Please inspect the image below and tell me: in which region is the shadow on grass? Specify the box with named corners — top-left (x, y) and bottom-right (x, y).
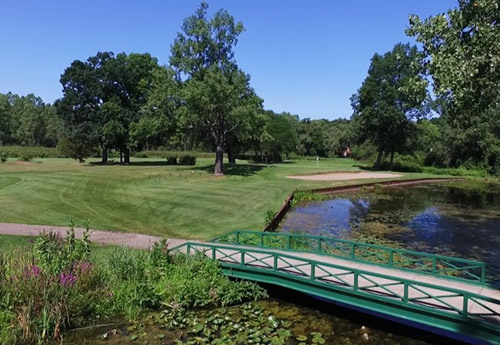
top-left (89, 160), bottom-right (172, 166)
top-left (192, 163), bottom-right (272, 176)
top-left (88, 160), bottom-right (280, 176)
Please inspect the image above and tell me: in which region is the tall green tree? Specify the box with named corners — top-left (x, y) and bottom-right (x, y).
top-left (58, 52), bottom-right (160, 162)
top-left (407, 0), bottom-right (500, 170)
top-left (258, 111), bottom-right (299, 162)
top-left (170, 2), bottom-right (251, 175)
top-left (351, 43), bottom-right (428, 168)
top-left (0, 93), bottom-right (13, 145)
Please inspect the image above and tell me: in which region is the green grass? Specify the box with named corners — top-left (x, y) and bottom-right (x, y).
top-left (0, 234), bottom-right (34, 251)
top-left (0, 157), bottom-right (442, 240)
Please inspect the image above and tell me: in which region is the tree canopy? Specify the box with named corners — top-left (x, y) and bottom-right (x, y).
top-left (351, 43), bottom-right (428, 168)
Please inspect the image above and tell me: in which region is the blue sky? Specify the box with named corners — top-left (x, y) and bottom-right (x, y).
top-left (0, 0), bottom-right (456, 119)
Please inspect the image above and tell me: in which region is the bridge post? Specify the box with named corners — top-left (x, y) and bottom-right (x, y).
top-left (286, 236), bottom-right (291, 250)
top-left (260, 232), bottom-right (264, 247)
top-left (462, 296), bottom-right (468, 317)
top-left (432, 257), bottom-right (437, 274)
top-left (353, 273), bottom-right (358, 291)
top-left (273, 254), bottom-right (278, 272)
top-left (235, 231), bottom-right (240, 244)
top-left (481, 264), bottom-right (486, 284)
top-left (389, 250), bottom-right (394, 266)
top-left (316, 239), bottom-right (322, 254)
top-left (403, 284), bottom-right (409, 303)
top-left (311, 262), bottom-right (316, 280)
top-left (240, 251), bottom-right (244, 266)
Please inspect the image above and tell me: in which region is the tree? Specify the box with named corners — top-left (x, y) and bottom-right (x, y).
top-left (351, 43), bottom-right (428, 169)
top-left (407, 0), bottom-right (500, 171)
top-left (170, 2), bottom-right (250, 175)
top-left (58, 52), bottom-right (114, 162)
top-left (328, 119), bottom-right (355, 157)
top-left (58, 52), bottom-right (160, 163)
top-left (258, 111), bottom-right (299, 162)
top-left (298, 119), bottom-right (329, 157)
top-left (132, 66), bottom-right (179, 151)
top-left (0, 93), bottom-right (13, 145)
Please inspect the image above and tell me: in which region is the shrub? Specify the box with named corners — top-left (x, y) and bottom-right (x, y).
top-left (178, 155), bottom-right (196, 165)
top-left (0, 152), bottom-right (7, 163)
top-left (264, 209), bottom-right (276, 226)
top-left (0, 146), bottom-right (59, 158)
top-left (134, 151), bottom-right (149, 158)
top-left (166, 155), bottom-right (178, 165)
top-left (18, 153), bottom-right (34, 162)
top-left (0, 224), bottom-right (111, 344)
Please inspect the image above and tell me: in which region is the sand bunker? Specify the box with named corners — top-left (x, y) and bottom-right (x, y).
top-left (286, 172), bottom-right (402, 181)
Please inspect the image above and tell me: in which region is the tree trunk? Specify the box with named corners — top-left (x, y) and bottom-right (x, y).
top-left (124, 148), bottom-right (130, 164)
top-left (375, 150), bottom-right (383, 170)
top-left (227, 145), bottom-right (236, 164)
top-left (214, 143), bottom-right (224, 175)
top-left (119, 150), bottom-right (123, 164)
top-left (389, 150), bottom-right (395, 170)
top-left (101, 146), bottom-right (108, 164)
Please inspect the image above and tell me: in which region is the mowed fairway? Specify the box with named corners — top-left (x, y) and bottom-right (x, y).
top-left (0, 158), bottom-right (429, 240)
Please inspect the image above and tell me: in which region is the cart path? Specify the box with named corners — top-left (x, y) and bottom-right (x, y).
top-left (0, 222), bottom-right (188, 249)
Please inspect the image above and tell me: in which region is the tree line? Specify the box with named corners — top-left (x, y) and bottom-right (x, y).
top-left (1, 0), bottom-right (499, 175)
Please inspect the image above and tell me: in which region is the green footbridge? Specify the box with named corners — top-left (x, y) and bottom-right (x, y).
top-left (171, 231), bottom-right (500, 345)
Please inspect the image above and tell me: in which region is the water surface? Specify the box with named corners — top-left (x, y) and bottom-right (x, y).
top-left (281, 181), bottom-right (500, 264)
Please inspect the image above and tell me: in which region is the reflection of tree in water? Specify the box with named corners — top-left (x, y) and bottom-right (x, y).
top-left (347, 198), bottom-right (370, 228)
top-left (347, 188), bottom-right (434, 232)
top-left (282, 182), bottom-right (500, 264)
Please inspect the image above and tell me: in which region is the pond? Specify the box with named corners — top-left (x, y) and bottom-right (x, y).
top-left (59, 290), bottom-right (457, 345)
top-left (281, 181), bottom-right (500, 264)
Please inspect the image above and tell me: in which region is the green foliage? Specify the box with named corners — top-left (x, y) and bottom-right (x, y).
top-left (0, 152), bottom-right (7, 163)
top-left (58, 51), bottom-right (162, 163)
top-left (407, 0), bottom-right (500, 173)
top-left (351, 43), bottom-right (428, 168)
top-left (18, 152), bottom-right (34, 162)
top-left (33, 220), bottom-right (91, 275)
top-left (170, 2), bottom-right (262, 175)
top-left (264, 209), bottom-right (276, 226)
top-left (292, 191), bottom-right (328, 204)
top-left (134, 151), bottom-right (149, 158)
top-left (0, 145), bottom-right (59, 158)
top-left (0, 229), bottom-right (111, 343)
top-left (178, 155), bottom-right (196, 165)
top-left (0, 93), bottom-right (62, 147)
top-left (165, 155), bottom-right (177, 164)
top-left (0, 229), bottom-right (267, 344)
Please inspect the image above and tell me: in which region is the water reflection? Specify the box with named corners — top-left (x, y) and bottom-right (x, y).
top-left (281, 182), bottom-right (500, 264)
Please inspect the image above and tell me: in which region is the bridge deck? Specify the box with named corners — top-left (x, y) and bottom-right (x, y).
top-left (176, 242), bottom-right (500, 327)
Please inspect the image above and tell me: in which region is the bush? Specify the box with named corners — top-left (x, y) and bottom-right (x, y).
top-left (0, 146), bottom-right (59, 158)
top-left (166, 155), bottom-right (178, 165)
top-left (0, 152), bottom-right (7, 163)
top-left (0, 224), bottom-right (111, 344)
top-left (18, 153), bottom-right (34, 162)
top-left (134, 151), bottom-right (149, 158)
top-left (178, 155), bottom-right (196, 165)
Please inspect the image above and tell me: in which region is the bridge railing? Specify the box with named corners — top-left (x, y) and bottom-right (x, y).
top-left (212, 230), bottom-right (500, 286)
top-left (170, 242), bottom-right (500, 331)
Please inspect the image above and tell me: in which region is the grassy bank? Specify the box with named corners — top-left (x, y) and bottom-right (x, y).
top-left (0, 157), bottom-right (441, 239)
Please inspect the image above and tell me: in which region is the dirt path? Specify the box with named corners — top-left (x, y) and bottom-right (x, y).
top-left (0, 223), bottom-right (188, 249)
top-left (286, 171), bottom-right (402, 181)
